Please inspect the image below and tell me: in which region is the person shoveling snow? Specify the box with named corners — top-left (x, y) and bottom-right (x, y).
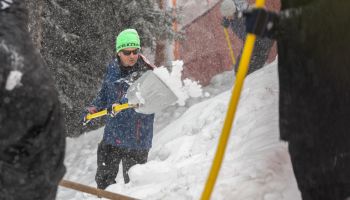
top-left (82, 29), bottom-right (178, 190)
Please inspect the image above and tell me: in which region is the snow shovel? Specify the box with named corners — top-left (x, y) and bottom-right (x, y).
top-left (83, 70), bottom-right (177, 123)
top-left (127, 70), bottom-right (178, 114)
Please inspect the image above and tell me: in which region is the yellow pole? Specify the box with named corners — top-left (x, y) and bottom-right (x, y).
top-left (223, 27), bottom-right (236, 66)
top-left (200, 0), bottom-right (265, 199)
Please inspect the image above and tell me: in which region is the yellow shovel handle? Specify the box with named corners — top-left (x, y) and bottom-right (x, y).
top-left (85, 103), bottom-right (136, 120)
top-left (223, 27), bottom-right (236, 65)
top-left (200, 1), bottom-right (265, 200)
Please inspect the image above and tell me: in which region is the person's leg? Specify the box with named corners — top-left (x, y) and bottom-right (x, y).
top-left (288, 142), bottom-right (314, 200)
top-left (288, 141), bottom-right (350, 200)
top-left (95, 142), bottom-right (122, 189)
top-left (332, 184), bottom-right (350, 200)
top-left (121, 149), bottom-right (149, 184)
top-left (333, 150), bottom-right (350, 200)
top-left (299, 184), bottom-right (350, 200)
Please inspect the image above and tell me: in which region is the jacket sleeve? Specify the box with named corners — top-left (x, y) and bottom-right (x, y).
top-left (230, 12), bottom-right (246, 40)
top-left (90, 65), bottom-right (110, 109)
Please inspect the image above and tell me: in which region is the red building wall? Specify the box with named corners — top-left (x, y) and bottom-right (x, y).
top-left (179, 0), bottom-right (280, 85)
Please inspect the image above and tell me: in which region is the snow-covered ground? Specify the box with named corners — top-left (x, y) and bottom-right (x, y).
top-left (56, 60), bottom-right (301, 200)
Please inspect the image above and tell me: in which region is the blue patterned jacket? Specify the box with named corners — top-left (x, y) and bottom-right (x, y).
top-left (91, 55), bottom-right (155, 150)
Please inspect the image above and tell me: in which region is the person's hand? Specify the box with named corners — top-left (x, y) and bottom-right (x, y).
top-left (243, 8), bottom-right (278, 38)
top-left (221, 17), bottom-right (232, 28)
top-left (120, 97), bottom-right (128, 104)
top-left (86, 106), bottom-right (98, 114)
top-left (107, 103), bottom-right (121, 117)
top-left (82, 106), bottom-right (98, 126)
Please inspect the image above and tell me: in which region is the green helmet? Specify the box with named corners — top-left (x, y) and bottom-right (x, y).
top-left (116, 29), bottom-right (141, 52)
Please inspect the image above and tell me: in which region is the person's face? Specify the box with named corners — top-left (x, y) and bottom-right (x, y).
top-left (117, 48), bottom-right (140, 67)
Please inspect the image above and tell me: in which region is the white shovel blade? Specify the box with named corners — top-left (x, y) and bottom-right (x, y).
top-left (127, 70), bottom-right (178, 114)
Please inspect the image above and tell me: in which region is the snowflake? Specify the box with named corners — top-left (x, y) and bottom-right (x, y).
top-left (0, 0), bottom-right (13, 10)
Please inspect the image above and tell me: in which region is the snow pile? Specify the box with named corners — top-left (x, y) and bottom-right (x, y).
top-left (57, 61), bottom-right (301, 200)
top-left (154, 60), bottom-right (203, 106)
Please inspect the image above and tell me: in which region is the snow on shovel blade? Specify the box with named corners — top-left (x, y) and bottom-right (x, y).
top-left (127, 70), bottom-right (178, 114)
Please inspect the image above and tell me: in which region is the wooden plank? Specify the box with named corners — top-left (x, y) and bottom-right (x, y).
top-left (59, 179), bottom-right (138, 200)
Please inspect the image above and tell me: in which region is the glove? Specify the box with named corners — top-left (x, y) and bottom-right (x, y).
top-left (120, 97), bottom-right (128, 104)
top-left (221, 17), bottom-right (232, 28)
top-left (107, 103), bottom-right (121, 117)
top-left (243, 8), bottom-right (279, 38)
top-left (87, 106), bottom-right (98, 114)
top-left (82, 106), bottom-right (98, 126)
